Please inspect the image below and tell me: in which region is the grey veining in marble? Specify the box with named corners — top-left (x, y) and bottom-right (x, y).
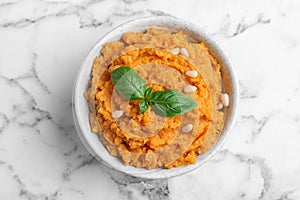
top-left (0, 0), bottom-right (300, 199)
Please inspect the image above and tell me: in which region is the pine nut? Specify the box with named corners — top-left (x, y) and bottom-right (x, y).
top-left (181, 124), bottom-right (193, 133)
top-left (112, 110), bottom-right (123, 119)
top-left (180, 47), bottom-right (189, 57)
top-left (217, 102), bottom-right (224, 110)
top-left (184, 85), bottom-right (197, 93)
top-left (171, 48), bottom-right (180, 55)
top-left (185, 70), bottom-right (198, 78)
top-left (220, 93), bottom-right (229, 107)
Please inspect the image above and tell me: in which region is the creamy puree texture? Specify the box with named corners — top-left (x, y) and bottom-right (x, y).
top-left (85, 28), bottom-right (224, 169)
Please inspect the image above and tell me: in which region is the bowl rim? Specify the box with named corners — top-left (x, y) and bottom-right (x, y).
top-left (72, 15), bottom-right (239, 179)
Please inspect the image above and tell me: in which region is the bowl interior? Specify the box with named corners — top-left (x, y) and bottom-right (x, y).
top-left (73, 16), bottom-right (238, 179)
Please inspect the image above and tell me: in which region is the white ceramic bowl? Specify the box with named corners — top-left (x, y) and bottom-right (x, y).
top-left (72, 16), bottom-right (238, 179)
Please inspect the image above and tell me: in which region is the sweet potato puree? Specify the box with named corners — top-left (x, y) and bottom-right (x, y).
top-left (85, 28), bottom-right (224, 169)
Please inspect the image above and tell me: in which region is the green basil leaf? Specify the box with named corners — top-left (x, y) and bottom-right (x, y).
top-left (139, 99), bottom-right (149, 114)
top-left (148, 90), bottom-right (197, 117)
top-left (111, 66), bottom-right (146, 100)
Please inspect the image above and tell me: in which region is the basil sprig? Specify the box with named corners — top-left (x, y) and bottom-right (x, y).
top-left (111, 66), bottom-right (197, 117)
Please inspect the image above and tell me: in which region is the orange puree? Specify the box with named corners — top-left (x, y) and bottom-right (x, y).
top-left (85, 28), bottom-right (224, 169)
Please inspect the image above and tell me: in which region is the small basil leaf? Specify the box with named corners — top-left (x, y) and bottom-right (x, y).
top-left (111, 66), bottom-right (146, 100)
top-left (148, 90), bottom-right (197, 117)
top-left (144, 87), bottom-right (153, 100)
top-left (139, 99), bottom-right (149, 114)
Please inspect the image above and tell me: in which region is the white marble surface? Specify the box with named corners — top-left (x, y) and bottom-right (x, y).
top-left (0, 0), bottom-right (300, 199)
